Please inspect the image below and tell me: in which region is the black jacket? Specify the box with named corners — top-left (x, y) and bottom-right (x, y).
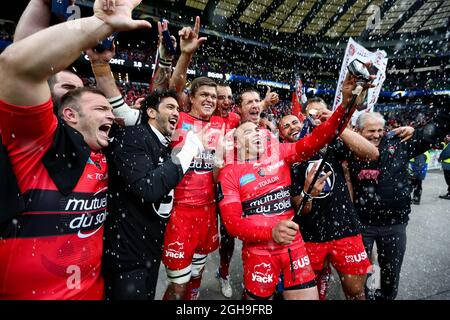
top-left (104, 123), bottom-right (184, 273)
top-left (348, 107), bottom-right (449, 226)
top-left (1, 118), bottom-right (91, 224)
top-left (291, 140), bottom-right (362, 242)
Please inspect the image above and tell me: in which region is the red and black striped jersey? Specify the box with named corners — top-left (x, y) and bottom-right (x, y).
top-left (218, 104), bottom-right (350, 255)
top-left (0, 99), bottom-right (106, 300)
top-left (171, 112), bottom-right (224, 207)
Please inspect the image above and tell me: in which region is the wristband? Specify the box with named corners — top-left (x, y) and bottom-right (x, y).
top-left (108, 95), bottom-right (125, 109)
top-left (158, 57), bottom-right (172, 68)
top-left (158, 47), bottom-right (174, 62)
top-left (301, 190), bottom-right (313, 201)
top-left (91, 62), bottom-right (112, 77)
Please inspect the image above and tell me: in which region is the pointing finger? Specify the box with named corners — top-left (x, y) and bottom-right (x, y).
top-left (194, 16), bottom-right (201, 35)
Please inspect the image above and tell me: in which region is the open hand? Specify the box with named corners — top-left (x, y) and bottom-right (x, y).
top-left (179, 16), bottom-right (207, 55)
top-left (94, 0), bottom-right (151, 32)
top-left (263, 86), bottom-right (279, 107)
top-left (391, 126), bottom-right (415, 142)
top-left (158, 19), bottom-right (177, 60)
top-left (303, 162), bottom-right (332, 197)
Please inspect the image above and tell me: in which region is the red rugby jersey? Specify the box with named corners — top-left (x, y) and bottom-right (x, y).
top-left (171, 112), bottom-right (224, 207)
top-left (0, 99), bottom-right (106, 300)
top-left (223, 111), bottom-right (240, 130)
top-left (218, 104), bottom-right (349, 254)
top-left (218, 143), bottom-right (301, 255)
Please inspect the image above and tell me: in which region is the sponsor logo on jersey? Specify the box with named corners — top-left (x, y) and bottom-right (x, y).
top-left (87, 173), bottom-right (108, 181)
top-left (165, 241), bottom-right (185, 259)
top-left (152, 189), bottom-right (174, 219)
top-left (190, 151), bottom-right (214, 174)
top-left (87, 157), bottom-right (102, 170)
top-left (182, 122), bottom-right (194, 131)
top-left (257, 176), bottom-right (280, 188)
top-left (292, 256), bottom-right (310, 269)
top-left (305, 160), bottom-right (335, 197)
top-left (252, 263), bottom-right (273, 284)
top-left (69, 212), bottom-right (106, 238)
top-left (65, 195), bottom-right (107, 212)
top-left (66, 187), bottom-right (108, 239)
top-left (266, 160), bottom-right (285, 173)
top-left (345, 251), bottom-right (368, 263)
top-left (240, 173), bottom-right (257, 186)
top-left (357, 169), bottom-right (380, 182)
top-left (242, 187), bottom-right (291, 216)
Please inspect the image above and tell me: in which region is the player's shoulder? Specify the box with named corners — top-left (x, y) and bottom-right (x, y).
top-left (210, 115), bottom-right (225, 125)
top-left (229, 112), bottom-right (241, 121)
top-left (218, 161), bottom-right (243, 181)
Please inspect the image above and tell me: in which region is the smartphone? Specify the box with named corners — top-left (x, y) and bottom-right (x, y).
top-left (160, 19), bottom-right (176, 56)
top-left (386, 131), bottom-right (396, 139)
top-left (94, 33), bottom-right (118, 53)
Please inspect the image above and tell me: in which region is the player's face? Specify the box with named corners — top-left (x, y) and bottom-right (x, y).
top-left (306, 102), bottom-right (328, 126)
top-left (359, 118), bottom-right (384, 147)
top-left (152, 97), bottom-right (179, 137)
top-left (190, 85), bottom-right (217, 120)
top-left (236, 122), bottom-right (265, 159)
top-left (75, 92), bottom-right (115, 151)
top-left (239, 91), bottom-right (261, 124)
top-left (279, 115), bottom-right (303, 142)
top-left (52, 71), bottom-right (84, 103)
top-left (216, 86), bottom-right (233, 118)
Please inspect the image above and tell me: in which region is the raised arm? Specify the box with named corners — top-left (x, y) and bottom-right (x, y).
top-left (13, 0), bottom-right (75, 42)
top-left (291, 72), bottom-right (373, 163)
top-left (86, 45), bottom-right (141, 126)
top-left (0, 0), bottom-right (151, 106)
top-left (340, 128), bottom-right (379, 161)
top-left (169, 16), bottom-right (206, 108)
top-left (260, 86), bottom-right (279, 111)
top-left (151, 20), bottom-right (176, 91)
top-left (87, 46), bottom-right (120, 98)
top-left (406, 107), bottom-right (450, 158)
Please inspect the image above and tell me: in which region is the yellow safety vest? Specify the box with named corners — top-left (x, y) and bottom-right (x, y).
top-left (410, 150), bottom-right (431, 164)
top-left (443, 143), bottom-right (450, 164)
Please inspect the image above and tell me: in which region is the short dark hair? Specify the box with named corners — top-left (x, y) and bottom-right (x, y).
top-left (140, 88), bottom-right (179, 123)
top-left (306, 97), bottom-right (330, 110)
top-left (189, 77), bottom-right (217, 96)
top-left (48, 70), bottom-right (79, 91)
top-left (236, 87), bottom-right (260, 107)
top-left (215, 80), bottom-right (231, 88)
top-left (58, 87), bottom-right (106, 116)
